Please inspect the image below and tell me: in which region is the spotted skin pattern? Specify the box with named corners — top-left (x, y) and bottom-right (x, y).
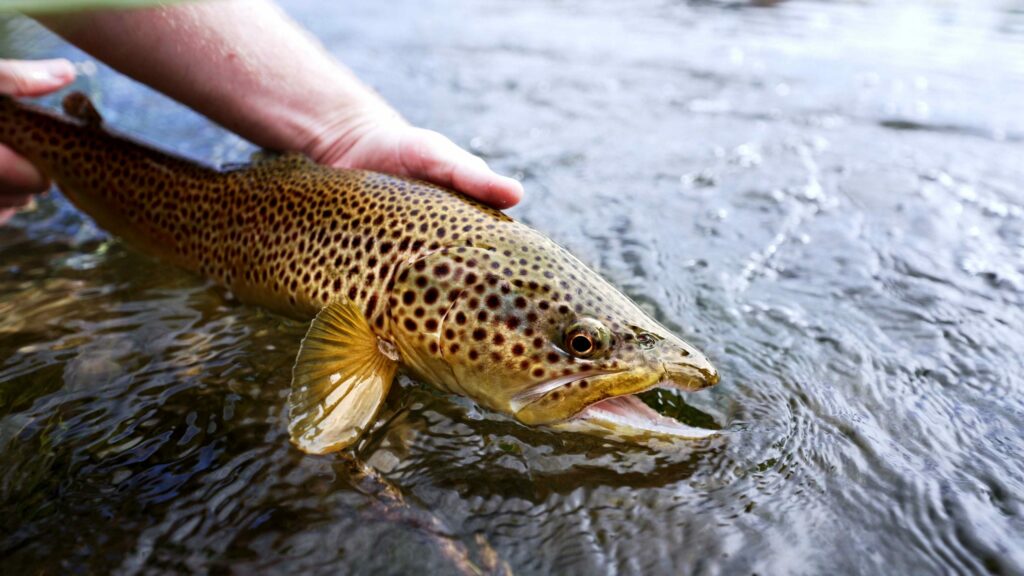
top-left (0, 94), bottom-right (718, 432)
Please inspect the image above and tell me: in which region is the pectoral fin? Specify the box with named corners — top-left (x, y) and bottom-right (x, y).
top-left (288, 299), bottom-right (399, 454)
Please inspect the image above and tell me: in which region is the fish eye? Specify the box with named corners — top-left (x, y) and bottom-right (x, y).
top-left (564, 318), bottom-right (611, 358)
top-left (570, 334), bottom-right (594, 355)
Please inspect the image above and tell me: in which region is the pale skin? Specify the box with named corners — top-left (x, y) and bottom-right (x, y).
top-left (0, 0), bottom-right (523, 223)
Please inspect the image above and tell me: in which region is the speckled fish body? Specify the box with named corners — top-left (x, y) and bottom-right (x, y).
top-left (0, 94), bottom-right (720, 453)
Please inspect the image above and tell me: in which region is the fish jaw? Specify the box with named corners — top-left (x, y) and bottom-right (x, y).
top-left (553, 393), bottom-right (719, 440)
top-left (511, 366), bottom-right (663, 426)
top-left (512, 357), bottom-right (721, 441)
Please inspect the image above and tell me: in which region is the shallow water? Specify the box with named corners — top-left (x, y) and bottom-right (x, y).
top-left (2, 0), bottom-right (1023, 574)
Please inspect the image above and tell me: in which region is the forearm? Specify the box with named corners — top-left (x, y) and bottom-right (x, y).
top-left (25, 0), bottom-right (523, 208)
top-left (37, 0), bottom-right (400, 157)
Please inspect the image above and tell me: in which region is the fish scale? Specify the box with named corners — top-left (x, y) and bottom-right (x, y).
top-left (0, 92), bottom-right (720, 453)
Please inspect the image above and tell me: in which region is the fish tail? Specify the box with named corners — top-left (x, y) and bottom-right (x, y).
top-left (0, 93), bottom-right (224, 268)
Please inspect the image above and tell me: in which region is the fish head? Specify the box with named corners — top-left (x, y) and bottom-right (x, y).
top-left (503, 292), bottom-right (720, 441)
top-left (393, 232), bottom-right (720, 443)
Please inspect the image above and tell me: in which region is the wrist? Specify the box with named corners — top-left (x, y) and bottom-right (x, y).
top-left (231, 58), bottom-right (407, 168)
top-left (294, 95), bottom-right (406, 168)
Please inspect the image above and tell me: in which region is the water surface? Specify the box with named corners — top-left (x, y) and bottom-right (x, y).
top-left (2, 0), bottom-right (1023, 574)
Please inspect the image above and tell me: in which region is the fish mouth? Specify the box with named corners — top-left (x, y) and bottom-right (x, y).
top-left (564, 374), bottom-right (720, 440)
top-left (516, 365), bottom-right (721, 441)
top-left (570, 393), bottom-right (718, 439)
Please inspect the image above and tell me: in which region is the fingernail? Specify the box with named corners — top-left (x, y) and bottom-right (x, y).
top-left (28, 59), bottom-right (76, 84)
top-left (495, 176), bottom-right (524, 208)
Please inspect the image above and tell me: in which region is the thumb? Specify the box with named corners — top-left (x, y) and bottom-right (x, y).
top-left (398, 128), bottom-right (524, 209)
top-left (0, 59), bottom-right (76, 97)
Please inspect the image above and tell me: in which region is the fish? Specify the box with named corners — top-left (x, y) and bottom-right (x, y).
top-left (0, 92), bottom-right (720, 454)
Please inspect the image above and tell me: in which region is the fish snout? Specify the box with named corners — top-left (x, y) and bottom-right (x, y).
top-left (662, 345), bottom-right (719, 391)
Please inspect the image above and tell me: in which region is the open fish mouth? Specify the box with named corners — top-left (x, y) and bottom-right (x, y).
top-left (565, 382), bottom-right (720, 440)
top-left (515, 368), bottom-right (721, 441)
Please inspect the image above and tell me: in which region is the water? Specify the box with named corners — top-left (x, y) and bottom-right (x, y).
top-left (2, 0), bottom-right (1023, 574)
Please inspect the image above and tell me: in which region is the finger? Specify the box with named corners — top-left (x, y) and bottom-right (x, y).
top-left (0, 208), bottom-right (15, 225)
top-left (0, 58), bottom-right (76, 97)
top-left (0, 144), bottom-right (50, 195)
top-left (450, 160), bottom-right (524, 209)
top-left (0, 193), bottom-right (32, 210)
top-left (399, 129), bottom-right (523, 209)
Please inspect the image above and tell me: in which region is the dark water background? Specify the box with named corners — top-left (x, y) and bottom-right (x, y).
top-left (2, 0), bottom-right (1024, 574)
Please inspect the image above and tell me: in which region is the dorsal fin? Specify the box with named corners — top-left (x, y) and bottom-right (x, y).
top-left (61, 92), bottom-right (103, 127)
top-left (248, 149), bottom-right (281, 165)
top-left (259, 151), bottom-right (317, 170)
top-left (220, 152), bottom-right (317, 173)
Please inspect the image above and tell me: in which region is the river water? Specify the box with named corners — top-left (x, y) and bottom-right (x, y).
top-left (2, 0), bottom-right (1023, 574)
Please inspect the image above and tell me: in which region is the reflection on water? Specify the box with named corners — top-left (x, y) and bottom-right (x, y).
top-left (2, 0), bottom-right (1024, 574)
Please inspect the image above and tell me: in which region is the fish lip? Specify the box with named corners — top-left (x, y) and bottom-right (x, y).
top-left (564, 369), bottom-right (720, 439)
top-left (568, 377), bottom-right (691, 420)
top-left (569, 392), bottom-right (720, 439)
top-left (513, 361), bottom-right (712, 418)
top-left (513, 354), bottom-right (721, 435)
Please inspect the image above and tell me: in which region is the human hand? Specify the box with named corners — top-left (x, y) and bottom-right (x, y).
top-left (0, 58), bottom-right (77, 224)
top-left (38, 2), bottom-right (521, 210)
top-left (305, 111), bottom-right (524, 210)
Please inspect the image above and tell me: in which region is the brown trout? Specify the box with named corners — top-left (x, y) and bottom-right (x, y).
top-left (0, 93), bottom-right (720, 453)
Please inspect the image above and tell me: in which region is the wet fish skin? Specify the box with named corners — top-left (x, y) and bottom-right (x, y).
top-left (0, 93), bottom-right (719, 453)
